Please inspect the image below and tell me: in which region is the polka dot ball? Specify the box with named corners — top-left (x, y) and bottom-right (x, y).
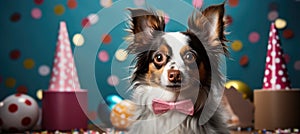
top-left (110, 100), bottom-right (136, 129)
top-left (0, 94), bottom-right (39, 132)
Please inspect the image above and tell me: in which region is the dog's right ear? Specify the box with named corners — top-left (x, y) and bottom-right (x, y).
top-left (126, 8), bottom-right (165, 53)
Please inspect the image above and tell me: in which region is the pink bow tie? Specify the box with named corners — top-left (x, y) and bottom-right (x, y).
top-left (152, 99), bottom-right (194, 115)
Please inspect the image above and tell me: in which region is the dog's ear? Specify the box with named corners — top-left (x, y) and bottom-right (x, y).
top-left (188, 3), bottom-right (228, 55)
top-left (126, 8), bottom-right (165, 54)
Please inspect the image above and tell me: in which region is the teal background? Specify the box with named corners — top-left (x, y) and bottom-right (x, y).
top-left (0, 0), bottom-right (300, 124)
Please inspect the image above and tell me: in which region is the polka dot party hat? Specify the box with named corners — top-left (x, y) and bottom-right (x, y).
top-left (262, 23), bottom-right (291, 90)
top-left (48, 21), bottom-right (81, 91)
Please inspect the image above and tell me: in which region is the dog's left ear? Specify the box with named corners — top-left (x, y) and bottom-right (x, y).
top-left (188, 3), bottom-right (228, 54)
top-left (125, 8), bottom-right (165, 54)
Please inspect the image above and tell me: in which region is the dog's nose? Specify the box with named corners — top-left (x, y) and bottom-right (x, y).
top-left (168, 69), bottom-right (181, 83)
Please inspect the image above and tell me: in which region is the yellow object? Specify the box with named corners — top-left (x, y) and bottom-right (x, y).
top-left (54, 4), bottom-right (65, 16)
top-left (24, 58), bottom-right (35, 69)
top-left (231, 40), bottom-right (243, 52)
top-left (275, 18), bottom-right (287, 29)
top-left (36, 89), bottom-right (43, 100)
top-left (5, 77), bottom-right (16, 88)
top-left (115, 49), bottom-right (128, 61)
top-left (110, 100), bottom-right (136, 129)
top-left (72, 33), bottom-right (85, 46)
top-left (225, 80), bottom-right (252, 100)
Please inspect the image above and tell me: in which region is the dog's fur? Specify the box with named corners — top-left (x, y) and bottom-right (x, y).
top-left (125, 3), bottom-right (230, 134)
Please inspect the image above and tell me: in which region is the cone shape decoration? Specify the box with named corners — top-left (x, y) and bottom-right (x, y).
top-left (262, 23), bottom-right (291, 90)
top-left (48, 21), bottom-right (81, 91)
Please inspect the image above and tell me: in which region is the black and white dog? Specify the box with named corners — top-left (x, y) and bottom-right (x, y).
top-left (125, 3), bottom-right (230, 134)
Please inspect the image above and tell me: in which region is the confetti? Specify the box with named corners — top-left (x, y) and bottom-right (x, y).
top-left (88, 111), bottom-right (97, 120)
top-left (72, 33), bottom-right (85, 46)
top-left (102, 34), bottom-right (112, 44)
top-left (225, 15), bottom-right (233, 25)
top-left (192, 0), bottom-right (203, 8)
top-left (115, 49), bottom-right (128, 62)
top-left (34, 0), bottom-right (44, 5)
top-left (81, 18), bottom-right (91, 28)
top-left (231, 40), bottom-right (243, 51)
top-left (294, 61), bottom-right (300, 70)
top-left (164, 12), bottom-right (170, 24)
top-left (54, 4), bottom-right (65, 16)
top-left (269, 2), bottom-right (278, 11)
top-left (67, 0), bottom-right (77, 9)
top-left (36, 89), bottom-right (43, 100)
top-left (248, 32), bottom-right (260, 43)
top-left (107, 75), bottom-right (119, 86)
top-left (10, 12), bottom-right (21, 22)
top-left (31, 8), bottom-right (42, 19)
top-left (283, 29), bottom-right (294, 39)
top-left (23, 59), bottom-right (35, 69)
top-left (283, 54), bottom-right (290, 63)
top-left (10, 49), bottom-right (21, 60)
top-left (38, 65), bottom-right (50, 76)
top-left (239, 55), bottom-right (249, 67)
top-left (275, 18), bottom-right (287, 29)
top-left (228, 0), bottom-right (239, 7)
top-left (98, 50), bottom-right (109, 62)
top-left (134, 0), bottom-right (145, 7)
top-left (268, 10), bottom-right (278, 21)
top-left (87, 13), bottom-right (99, 25)
top-left (100, 0), bottom-right (112, 8)
top-left (17, 85), bottom-right (28, 94)
top-left (5, 77), bottom-right (16, 88)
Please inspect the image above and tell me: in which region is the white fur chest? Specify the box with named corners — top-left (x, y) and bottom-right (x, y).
top-left (128, 85), bottom-right (202, 134)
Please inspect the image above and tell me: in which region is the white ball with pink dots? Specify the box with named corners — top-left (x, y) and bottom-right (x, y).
top-left (0, 93), bottom-right (39, 132)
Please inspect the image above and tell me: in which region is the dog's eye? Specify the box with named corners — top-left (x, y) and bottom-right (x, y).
top-left (153, 52), bottom-right (167, 66)
top-left (184, 51), bottom-right (196, 63)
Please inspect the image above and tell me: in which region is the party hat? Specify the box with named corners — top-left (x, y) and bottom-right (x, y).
top-left (262, 23), bottom-right (291, 90)
top-left (48, 21), bottom-right (81, 91)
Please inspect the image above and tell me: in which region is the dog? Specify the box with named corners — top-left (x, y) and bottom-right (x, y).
top-left (125, 2), bottom-right (230, 134)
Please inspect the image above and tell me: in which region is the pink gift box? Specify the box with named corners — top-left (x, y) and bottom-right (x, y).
top-left (42, 90), bottom-right (88, 131)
